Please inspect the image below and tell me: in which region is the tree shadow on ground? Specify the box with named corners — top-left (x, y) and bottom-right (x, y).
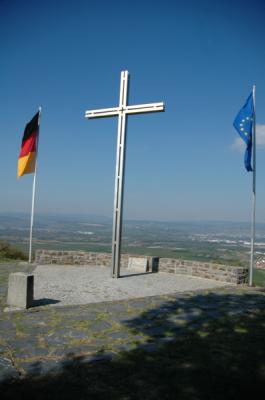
top-left (1, 290), bottom-right (265, 399)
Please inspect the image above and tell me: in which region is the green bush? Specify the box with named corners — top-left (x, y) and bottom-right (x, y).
top-left (0, 241), bottom-right (27, 260)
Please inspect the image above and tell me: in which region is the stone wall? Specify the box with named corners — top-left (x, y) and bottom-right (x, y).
top-left (159, 258), bottom-right (248, 284)
top-left (35, 250), bottom-right (248, 284)
top-left (35, 250), bottom-right (156, 271)
top-left (35, 250), bottom-right (111, 266)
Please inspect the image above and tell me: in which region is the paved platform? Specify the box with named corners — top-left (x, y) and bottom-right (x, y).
top-left (33, 264), bottom-right (229, 306)
top-left (1, 263), bottom-right (265, 399)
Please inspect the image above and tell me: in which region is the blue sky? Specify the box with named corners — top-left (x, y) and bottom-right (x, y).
top-left (0, 0), bottom-right (265, 222)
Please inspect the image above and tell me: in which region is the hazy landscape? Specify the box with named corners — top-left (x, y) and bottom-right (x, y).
top-left (1, 213), bottom-right (265, 267)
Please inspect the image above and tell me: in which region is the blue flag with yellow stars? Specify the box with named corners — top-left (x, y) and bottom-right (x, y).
top-left (233, 93), bottom-right (254, 172)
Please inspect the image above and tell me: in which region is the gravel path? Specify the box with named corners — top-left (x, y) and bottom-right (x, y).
top-left (33, 265), bottom-right (229, 306)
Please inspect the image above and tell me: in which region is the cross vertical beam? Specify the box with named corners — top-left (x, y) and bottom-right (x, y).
top-left (85, 71), bottom-right (164, 278)
top-left (112, 71), bottom-right (129, 278)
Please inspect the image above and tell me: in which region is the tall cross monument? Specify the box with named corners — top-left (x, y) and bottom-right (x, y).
top-left (85, 71), bottom-right (165, 278)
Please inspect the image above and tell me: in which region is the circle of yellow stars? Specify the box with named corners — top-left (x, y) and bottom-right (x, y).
top-left (239, 116), bottom-right (253, 137)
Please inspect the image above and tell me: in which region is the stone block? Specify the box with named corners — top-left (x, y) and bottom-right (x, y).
top-left (149, 257), bottom-right (159, 272)
top-left (128, 257), bottom-right (148, 272)
top-left (7, 273), bottom-right (34, 309)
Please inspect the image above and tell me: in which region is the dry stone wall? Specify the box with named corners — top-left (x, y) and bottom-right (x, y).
top-left (35, 250), bottom-right (156, 271)
top-left (159, 258), bottom-right (248, 284)
top-left (35, 250), bottom-right (248, 284)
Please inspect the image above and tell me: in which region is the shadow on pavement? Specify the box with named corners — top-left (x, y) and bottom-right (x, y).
top-left (1, 290), bottom-right (265, 399)
top-left (120, 271), bottom-right (155, 278)
top-left (32, 298), bottom-right (60, 307)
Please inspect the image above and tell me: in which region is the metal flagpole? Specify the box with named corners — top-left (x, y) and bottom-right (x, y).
top-left (249, 85), bottom-right (256, 286)
top-left (29, 166), bottom-right (37, 263)
top-left (28, 106), bottom-right (41, 264)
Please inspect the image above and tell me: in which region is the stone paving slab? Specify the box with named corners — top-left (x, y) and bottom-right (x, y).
top-left (0, 283), bottom-right (265, 383)
top-left (1, 263), bottom-right (265, 390)
top-left (33, 264), bottom-right (229, 306)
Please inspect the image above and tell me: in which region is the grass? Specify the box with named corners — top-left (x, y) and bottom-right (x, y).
top-left (0, 240), bottom-right (27, 262)
top-left (253, 268), bottom-right (265, 287)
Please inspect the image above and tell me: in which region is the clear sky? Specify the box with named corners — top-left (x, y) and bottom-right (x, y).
top-left (0, 0), bottom-right (265, 222)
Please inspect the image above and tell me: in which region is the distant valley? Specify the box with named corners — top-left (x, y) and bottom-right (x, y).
top-left (1, 213), bottom-right (265, 267)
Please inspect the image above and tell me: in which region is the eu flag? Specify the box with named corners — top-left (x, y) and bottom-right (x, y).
top-left (233, 93), bottom-right (254, 172)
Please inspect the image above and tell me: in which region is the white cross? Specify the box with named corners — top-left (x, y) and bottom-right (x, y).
top-left (85, 71), bottom-right (165, 278)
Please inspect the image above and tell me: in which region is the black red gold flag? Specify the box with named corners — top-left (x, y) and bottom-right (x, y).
top-left (17, 112), bottom-right (40, 178)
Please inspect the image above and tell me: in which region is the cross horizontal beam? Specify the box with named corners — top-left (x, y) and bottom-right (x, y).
top-left (85, 107), bottom-right (120, 119)
top-left (85, 102), bottom-right (165, 119)
top-left (125, 102), bottom-right (164, 115)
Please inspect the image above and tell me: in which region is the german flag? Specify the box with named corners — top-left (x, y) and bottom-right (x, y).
top-left (17, 111), bottom-right (40, 178)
